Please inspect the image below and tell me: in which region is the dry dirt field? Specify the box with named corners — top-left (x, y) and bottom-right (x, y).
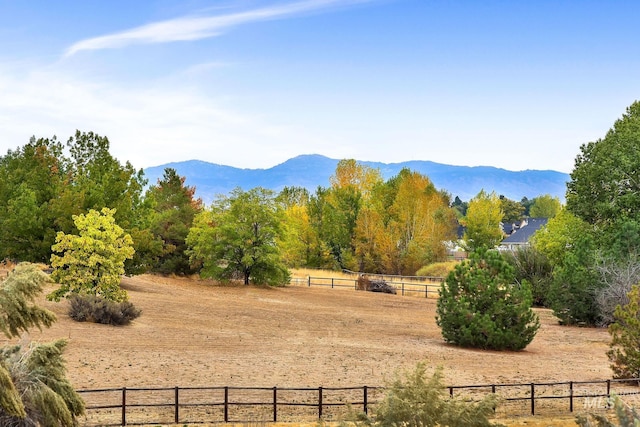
top-left (0, 272), bottom-right (625, 426)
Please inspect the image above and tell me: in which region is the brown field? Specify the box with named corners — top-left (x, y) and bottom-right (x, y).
top-left (0, 269), bottom-right (629, 426)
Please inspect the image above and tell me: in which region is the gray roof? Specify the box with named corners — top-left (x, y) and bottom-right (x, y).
top-left (501, 218), bottom-right (549, 245)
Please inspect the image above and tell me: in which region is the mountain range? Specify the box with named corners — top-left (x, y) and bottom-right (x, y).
top-left (143, 154), bottom-right (570, 204)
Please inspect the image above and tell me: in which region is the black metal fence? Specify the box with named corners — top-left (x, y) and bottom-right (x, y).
top-left (77, 378), bottom-right (640, 426)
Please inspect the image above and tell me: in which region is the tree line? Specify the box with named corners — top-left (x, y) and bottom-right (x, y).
top-left (0, 134), bottom-right (558, 284)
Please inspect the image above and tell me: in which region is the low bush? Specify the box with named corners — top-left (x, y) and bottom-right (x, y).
top-left (68, 294), bottom-right (141, 325)
top-left (353, 362), bottom-right (502, 427)
top-left (416, 261), bottom-right (459, 278)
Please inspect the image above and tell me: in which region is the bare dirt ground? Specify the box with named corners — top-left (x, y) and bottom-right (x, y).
top-left (0, 273), bottom-right (621, 426)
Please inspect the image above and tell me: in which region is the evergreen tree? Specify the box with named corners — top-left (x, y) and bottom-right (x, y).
top-left (436, 248), bottom-right (540, 351)
top-left (0, 263), bottom-right (84, 425)
top-left (608, 285), bottom-right (640, 379)
top-left (145, 168), bottom-right (202, 275)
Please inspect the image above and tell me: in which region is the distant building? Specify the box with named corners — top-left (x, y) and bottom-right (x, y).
top-left (499, 218), bottom-right (549, 251)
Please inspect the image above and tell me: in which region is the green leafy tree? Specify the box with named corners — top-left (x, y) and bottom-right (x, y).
top-left (567, 101), bottom-right (640, 228)
top-left (49, 208), bottom-right (135, 302)
top-left (145, 168), bottom-right (202, 275)
top-left (463, 190), bottom-right (504, 251)
top-left (436, 248), bottom-right (540, 351)
top-left (499, 195), bottom-right (525, 224)
top-left (529, 194), bottom-right (562, 218)
top-left (607, 284), bottom-right (640, 379)
top-left (356, 362), bottom-right (501, 427)
top-left (532, 208), bottom-right (593, 267)
top-left (451, 196), bottom-right (468, 218)
top-left (0, 263), bottom-right (84, 426)
top-left (187, 187), bottom-right (290, 286)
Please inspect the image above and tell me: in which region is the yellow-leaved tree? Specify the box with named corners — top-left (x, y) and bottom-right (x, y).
top-left (463, 190), bottom-right (504, 251)
top-left (49, 207), bottom-right (135, 302)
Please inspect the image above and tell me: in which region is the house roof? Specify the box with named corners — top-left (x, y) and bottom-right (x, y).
top-left (501, 218), bottom-right (549, 245)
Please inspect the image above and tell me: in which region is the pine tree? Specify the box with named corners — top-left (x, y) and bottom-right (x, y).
top-left (436, 248), bottom-right (540, 351)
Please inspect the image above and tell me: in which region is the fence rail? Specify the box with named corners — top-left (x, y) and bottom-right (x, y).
top-left (77, 378), bottom-right (640, 426)
top-left (291, 275), bottom-right (444, 298)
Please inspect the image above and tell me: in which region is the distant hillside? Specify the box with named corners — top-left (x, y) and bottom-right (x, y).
top-left (143, 154), bottom-right (569, 204)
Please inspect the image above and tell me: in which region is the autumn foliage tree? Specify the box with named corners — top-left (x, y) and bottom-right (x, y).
top-left (374, 169), bottom-right (456, 275)
top-left (463, 190), bottom-right (504, 251)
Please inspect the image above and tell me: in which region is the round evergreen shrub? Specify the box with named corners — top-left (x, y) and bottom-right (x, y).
top-left (436, 248), bottom-right (540, 351)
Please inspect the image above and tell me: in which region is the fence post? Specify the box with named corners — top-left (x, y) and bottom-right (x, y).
top-left (174, 386), bottom-right (179, 424)
top-left (530, 383), bottom-right (535, 415)
top-left (273, 386), bottom-right (277, 422)
top-left (425, 284), bottom-right (428, 298)
top-left (569, 381), bottom-right (573, 412)
top-left (331, 278), bottom-right (334, 288)
top-left (318, 387), bottom-right (323, 419)
top-left (449, 386), bottom-right (453, 398)
top-left (121, 387), bottom-right (127, 426)
top-left (607, 380), bottom-right (611, 400)
top-left (308, 276), bottom-right (311, 287)
top-left (401, 283), bottom-right (405, 296)
top-left (363, 386), bottom-right (368, 414)
top-left (224, 386), bottom-right (229, 422)
top-left (492, 385), bottom-right (496, 413)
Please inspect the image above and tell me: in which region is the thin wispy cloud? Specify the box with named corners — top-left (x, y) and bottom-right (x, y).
top-left (64, 0), bottom-right (370, 57)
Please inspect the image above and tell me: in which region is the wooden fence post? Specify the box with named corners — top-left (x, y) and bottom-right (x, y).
top-left (569, 381), bottom-right (573, 412)
top-left (174, 386), bottom-right (179, 424)
top-left (121, 387), bottom-right (127, 426)
top-left (318, 387), bottom-right (323, 419)
top-left (491, 385), bottom-right (496, 413)
top-left (273, 387), bottom-right (277, 422)
top-left (363, 386), bottom-right (368, 414)
top-left (224, 386), bottom-right (229, 422)
top-left (530, 383), bottom-right (535, 415)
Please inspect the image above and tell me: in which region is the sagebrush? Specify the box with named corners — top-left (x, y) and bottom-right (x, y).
top-left (68, 294), bottom-right (141, 325)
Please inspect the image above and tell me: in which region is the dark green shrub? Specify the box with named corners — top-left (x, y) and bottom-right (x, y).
top-left (548, 243), bottom-right (600, 326)
top-left (68, 294), bottom-right (141, 325)
top-left (436, 248), bottom-right (540, 351)
top-left (607, 285), bottom-right (640, 379)
top-left (503, 246), bottom-right (553, 307)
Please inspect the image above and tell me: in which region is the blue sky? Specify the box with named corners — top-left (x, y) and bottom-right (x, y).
top-left (0, 0), bottom-right (638, 173)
